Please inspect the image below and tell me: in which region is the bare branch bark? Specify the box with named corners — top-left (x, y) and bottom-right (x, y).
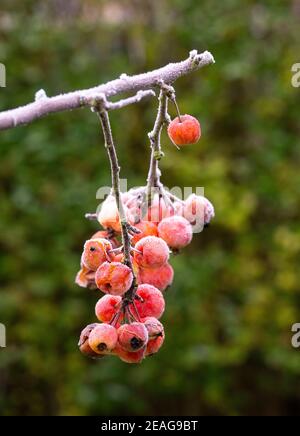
top-left (0, 50), bottom-right (214, 131)
top-left (85, 89), bottom-right (156, 111)
top-left (106, 90), bottom-right (156, 110)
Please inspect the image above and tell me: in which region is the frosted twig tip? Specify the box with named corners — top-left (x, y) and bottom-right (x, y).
top-left (35, 89), bottom-right (48, 101)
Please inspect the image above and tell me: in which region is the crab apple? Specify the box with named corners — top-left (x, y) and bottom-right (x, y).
top-left (137, 263), bottom-right (174, 291)
top-left (75, 265), bottom-right (96, 289)
top-left (118, 322), bottom-right (149, 352)
top-left (113, 253), bottom-right (123, 263)
top-left (113, 253), bottom-right (139, 276)
top-left (142, 317), bottom-right (164, 339)
top-left (121, 191), bottom-right (134, 205)
top-left (114, 343), bottom-right (146, 364)
top-left (167, 114), bottom-right (201, 146)
top-left (88, 323), bottom-right (118, 354)
top-left (146, 332), bottom-right (165, 356)
top-left (158, 216), bottom-right (193, 250)
top-left (134, 236), bottom-right (169, 269)
top-left (135, 284), bottom-right (165, 319)
top-left (81, 238), bottom-right (112, 271)
top-left (97, 195), bottom-right (119, 231)
top-left (184, 194), bottom-right (215, 228)
top-left (91, 230), bottom-right (110, 240)
top-left (78, 323), bottom-right (101, 358)
top-left (124, 196), bottom-right (143, 224)
top-left (91, 230), bottom-right (120, 249)
top-left (95, 261), bottom-right (133, 295)
top-left (145, 194), bottom-right (174, 224)
top-left (131, 220), bottom-right (158, 245)
top-left (95, 294), bottom-right (122, 323)
top-left (97, 195), bottom-right (132, 233)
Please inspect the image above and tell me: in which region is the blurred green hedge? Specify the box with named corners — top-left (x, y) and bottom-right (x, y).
top-left (0, 0), bottom-right (300, 416)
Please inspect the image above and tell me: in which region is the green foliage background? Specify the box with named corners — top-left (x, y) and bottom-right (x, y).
top-left (0, 0), bottom-right (300, 416)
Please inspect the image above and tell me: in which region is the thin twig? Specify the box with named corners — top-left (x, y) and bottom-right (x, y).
top-left (93, 97), bottom-right (139, 304)
top-left (132, 300), bottom-right (142, 322)
top-left (172, 98), bottom-right (182, 123)
top-left (86, 89), bottom-right (155, 112)
top-left (127, 224), bottom-right (142, 235)
top-left (108, 246), bottom-right (124, 255)
top-left (96, 106), bottom-right (133, 271)
top-left (127, 304), bottom-right (138, 323)
top-left (85, 213), bottom-right (98, 220)
top-left (165, 191), bottom-right (185, 204)
top-left (144, 82), bottom-right (173, 215)
top-left (0, 50), bottom-right (214, 131)
top-left (147, 92), bottom-right (169, 186)
top-left (106, 90), bottom-right (156, 110)
top-left (158, 184), bottom-right (175, 210)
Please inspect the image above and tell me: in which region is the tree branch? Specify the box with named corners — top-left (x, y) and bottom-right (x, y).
top-left (106, 90), bottom-right (156, 110)
top-left (86, 89), bottom-right (156, 112)
top-left (0, 50), bottom-right (214, 131)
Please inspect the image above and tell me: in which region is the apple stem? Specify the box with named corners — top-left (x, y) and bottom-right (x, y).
top-left (173, 98), bottom-right (182, 123)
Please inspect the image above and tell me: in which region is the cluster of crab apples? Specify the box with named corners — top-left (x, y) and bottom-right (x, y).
top-left (77, 189), bottom-right (214, 363)
top-left (77, 113), bottom-right (214, 363)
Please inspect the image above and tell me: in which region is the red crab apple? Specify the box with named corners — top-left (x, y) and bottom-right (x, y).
top-left (135, 284), bottom-right (165, 319)
top-left (137, 263), bottom-right (174, 291)
top-left (184, 194), bottom-right (215, 228)
top-left (145, 194), bottom-right (174, 224)
top-left (112, 253), bottom-right (139, 277)
top-left (133, 236), bottom-right (170, 269)
top-left (91, 230), bottom-right (120, 249)
top-left (95, 261), bottom-right (133, 295)
top-left (95, 294), bottom-right (122, 323)
top-left (81, 238), bottom-right (112, 271)
top-left (78, 323), bottom-right (102, 358)
top-left (97, 195), bottom-right (133, 233)
top-left (88, 323), bottom-right (118, 354)
top-left (75, 264), bottom-right (96, 289)
top-left (131, 221), bottom-right (158, 245)
top-left (158, 216), bottom-right (193, 250)
top-left (168, 115), bottom-right (201, 146)
top-left (117, 322), bottom-right (149, 352)
top-left (142, 317), bottom-right (164, 339)
top-left (114, 343), bottom-right (146, 364)
top-left (146, 332), bottom-right (165, 356)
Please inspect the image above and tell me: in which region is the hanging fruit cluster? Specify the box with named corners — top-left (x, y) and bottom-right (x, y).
top-left (76, 87), bottom-right (214, 364)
